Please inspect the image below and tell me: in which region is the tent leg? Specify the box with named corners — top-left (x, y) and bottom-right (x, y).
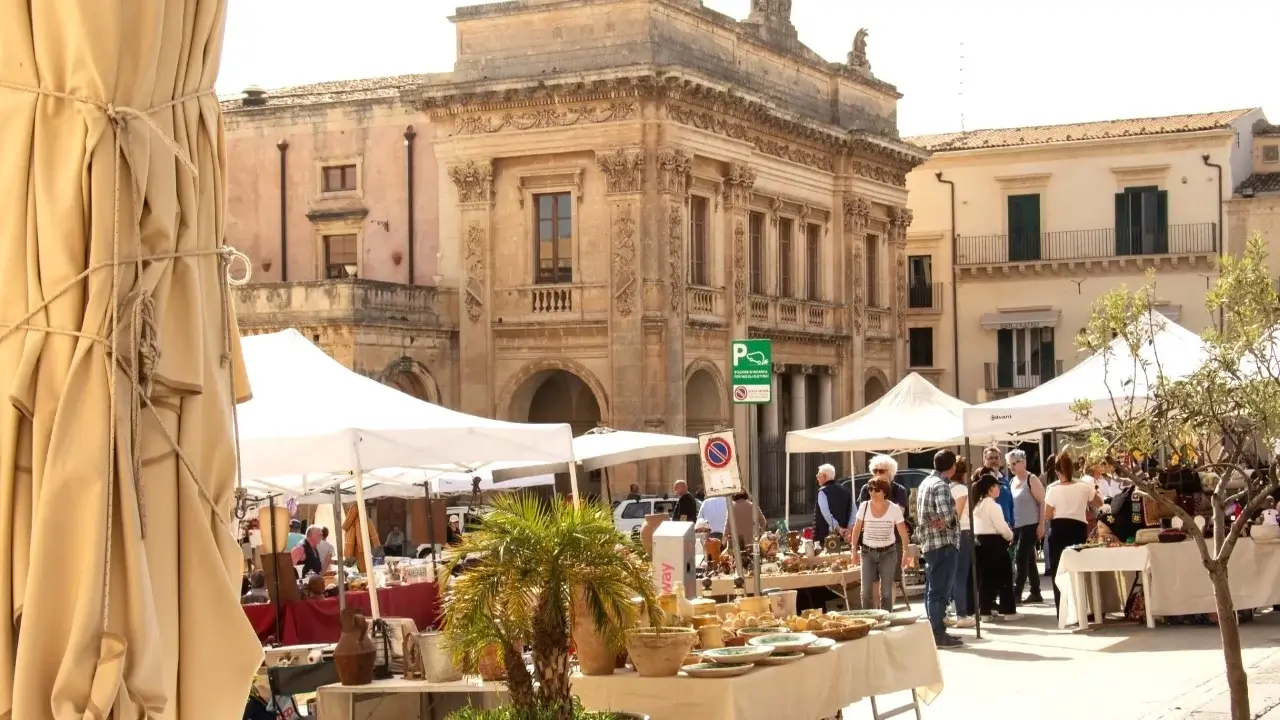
top-left (783, 452), bottom-right (791, 531)
top-left (353, 469), bottom-right (382, 620)
top-left (334, 490), bottom-right (347, 612)
top-left (424, 483), bottom-right (440, 585)
top-left (964, 437), bottom-right (980, 641)
top-left (568, 463), bottom-right (581, 508)
top-left (268, 495), bottom-right (282, 643)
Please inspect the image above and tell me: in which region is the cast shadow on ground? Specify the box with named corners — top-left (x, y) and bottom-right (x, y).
top-left (953, 646), bottom-right (1071, 662)
top-left (1098, 613), bottom-right (1280, 654)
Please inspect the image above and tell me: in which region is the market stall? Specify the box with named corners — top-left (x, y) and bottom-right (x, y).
top-left (244, 583), bottom-right (441, 645)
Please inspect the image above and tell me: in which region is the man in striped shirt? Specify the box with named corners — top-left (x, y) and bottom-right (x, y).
top-left (916, 450), bottom-right (963, 648)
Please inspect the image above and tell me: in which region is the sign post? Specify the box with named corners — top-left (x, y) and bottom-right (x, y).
top-left (730, 339), bottom-right (772, 404)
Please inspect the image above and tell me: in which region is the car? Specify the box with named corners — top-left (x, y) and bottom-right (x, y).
top-left (613, 496), bottom-right (702, 536)
top-left (840, 468), bottom-right (932, 523)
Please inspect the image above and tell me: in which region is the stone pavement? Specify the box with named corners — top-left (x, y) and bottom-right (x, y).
top-left (837, 599), bottom-right (1280, 719)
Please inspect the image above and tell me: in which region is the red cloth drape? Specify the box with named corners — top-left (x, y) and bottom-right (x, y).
top-left (242, 582), bottom-right (440, 645)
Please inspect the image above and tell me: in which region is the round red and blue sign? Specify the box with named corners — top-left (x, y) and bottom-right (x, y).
top-left (704, 438), bottom-right (733, 469)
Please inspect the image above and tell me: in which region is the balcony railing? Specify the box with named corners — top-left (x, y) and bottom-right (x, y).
top-left (686, 285), bottom-right (725, 320)
top-left (233, 277), bottom-right (452, 328)
top-left (866, 307), bottom-right (891, 337)
top-left (905, 282), bottom-right (944, 314)
top-left (957, 223), bottom-right (1216, 266)
top-left (493, 283), bottom-right (609, 322)
top-left (748, 294), bottom-right (838, 334)
top-left (984, 360), bottom-right (1065, 391)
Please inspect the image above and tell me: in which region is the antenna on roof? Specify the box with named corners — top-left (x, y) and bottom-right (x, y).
top-left (958, 41), bottom-right (966, 131)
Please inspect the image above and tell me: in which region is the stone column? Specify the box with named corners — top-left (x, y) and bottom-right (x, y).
top-left (844, 194), bottom-right (871, 412)
top-left (598, 147), bottom-right (646, 489)
top-left (890, 207), bottom-right (913, 381)
top-left (818, 367), bottom-right (834, 426)
top-left (449, 160), bottom-right (495, 417)
top-left (789, 369), bottom-right (808, 432)
top-left (658, 147), bottom-right (692, 482)
top-left (723, 163), bottom-right (758, 476)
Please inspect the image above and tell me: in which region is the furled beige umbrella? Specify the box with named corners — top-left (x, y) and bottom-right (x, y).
top-left (0, 2), bottom-right (262, 718)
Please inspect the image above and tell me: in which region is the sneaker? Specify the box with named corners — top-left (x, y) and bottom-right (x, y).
top-left (1001, 613), bottom-right (1023, 622)
top-left (943, 616), bottom-right (957, 628)
top-left (935, 634), bottom-right (964, 648)
top-left (954, 616), bottom-right (975, 628)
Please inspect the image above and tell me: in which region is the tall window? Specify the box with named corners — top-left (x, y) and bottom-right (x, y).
top-left (865, 235), bottom-right (878, 306)
top-left (778, 218), bottom-right (794, 297)
top-left (1264, 145), bottom-right (1279, 164)
top-left (749, 212), bottom-right (765, 294)
top-left (1007, 193), bottom-right (1041, 262)
top-left (996, 327), bottom-right (1056, 389)
top-left (689, 196), bottom-right (710, 286)
top-left (907, 255), bottom-right (933, 308)
top-left (323, 234), bottom-right (358, 279)
top-left (1115, 185), bottom-right (1168, 256)
top-left (535, 193), bottom-right (573, 283)
top-left (805, 224), bottom-right (821, 301)
top-left (908, 327), bottom-right (934, 367)
top-left (321, 164), bottom-right (357, 193)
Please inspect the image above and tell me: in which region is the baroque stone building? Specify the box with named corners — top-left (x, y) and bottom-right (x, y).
top-left (223, 0), bottom-right (927, 513)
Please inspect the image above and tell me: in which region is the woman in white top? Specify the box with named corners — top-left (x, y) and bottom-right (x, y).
top-left (1086, 459), bottom-right (1124, 508)
top-left (850, 474), bottom-right (910, 611)
top-left (972, 472), bottom-right (1019, 620)
top-left (1044, 453), bottom-right (1103, 612)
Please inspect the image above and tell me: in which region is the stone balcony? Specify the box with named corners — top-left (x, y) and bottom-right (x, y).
top-left (865, 307), bottom-right (892, 339)
top-left (748, 295), bottom-right (840, 337)
top-left (233, 278), bottom-right (456, 331)
top-left (687, 285), bottom-right (727, 325)
top-left (491, 283), bottom-right (609, 324)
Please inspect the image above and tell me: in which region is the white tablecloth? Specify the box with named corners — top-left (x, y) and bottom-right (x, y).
top-left (1055, 538), bottom-right (1280, 628)
top-left (571, 623), bottom-right (943, 720)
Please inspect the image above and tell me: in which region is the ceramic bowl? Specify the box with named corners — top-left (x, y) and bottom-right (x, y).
top-left (803, 638), bottom-right (836, 654)
top-left (746, 632), bottom-right (818, 654)
top-left (755, 651), bottom-right (806, 666)
top-left (700, 646), bottom-right (774, 665)
top-left (682, 662), bottom-right (755, 678)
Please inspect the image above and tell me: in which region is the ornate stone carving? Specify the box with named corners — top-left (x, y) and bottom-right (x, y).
top-left (772, 363), bottom-right (786, 375)
top-left (667, 203), bottom-right (685, 311)
top-left (665, 103), bottom-right (836, 173)
top-left (751, 0), bottom-right (792, 13)
top-left (597, 148), bottom-right (645, 194)
top-left (888, 206), bottom-right (913, 245)
top-left (733, 219), bottom-right (748, 322)
top-left (895, 249), bottom-right (907, 334)
top-left (463, 222), bottom-right (486, 322)
top-left (657, 147), bottom-right (692, 195)
top-left (851, 243), bottom-right (864, 336)
top-left (454, 103), bottom-right (638, 135)
top-left (723, 163), bottom-right (757, 209)
top-left (847, 29), bottom-right (871, 76)
top-left (449, 161), bottom-right (494, 204)
top-left (843, 195), bottom-right (872, 234)
top-left (800, 364), bottom-right (814, 375)
top-left (612, 206), bottom-right (638, 317)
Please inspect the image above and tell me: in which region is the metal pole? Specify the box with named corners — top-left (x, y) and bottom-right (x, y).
top-left (749, 412), bottom-right (762, 597)
top-left (965, 437), bottom-right (980, 641)
top-left (333, 488), bottom-right (347, 612)
top-left (726, 498), bottom-right (747, 596)
top-left (267, 495), bottom-right (282, 643)
top-left (783, 451), bottom-right (791, 530)
top-left (424, 482), bottom-right (440, 586)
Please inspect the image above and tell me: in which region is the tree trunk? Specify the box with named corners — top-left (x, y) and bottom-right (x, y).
top-left (532, 594), bottom-right (573, 719)
top-left (1208, 561), bottom-right (1251, 720)
top-left (501, 640), bottom-right (536, 712)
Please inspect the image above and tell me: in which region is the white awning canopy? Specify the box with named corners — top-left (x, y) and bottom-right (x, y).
top-left (980, 308), bottom-right (1061, 330)
top-left (491, 427), bottom-right (698, 482)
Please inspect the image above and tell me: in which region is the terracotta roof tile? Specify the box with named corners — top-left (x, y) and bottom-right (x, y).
top-left (908, 109), bottom-right (1258, 152)
top-left (219, 74), bottom-right (430, 112)
top-left (1237, 172), bottom-right (1280, 196)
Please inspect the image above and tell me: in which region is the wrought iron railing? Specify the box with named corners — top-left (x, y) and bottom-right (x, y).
top-left (906, 282), bottom-right (944, 313)
top-left (984, 360), bottom-right (1065, 391)
top-left (957, 223), bottom-right (1216, 266)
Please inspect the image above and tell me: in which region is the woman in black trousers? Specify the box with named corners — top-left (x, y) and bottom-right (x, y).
top-left (1044, 453), bottom-right (1102, 612)
top-left (972, 472), bottom-right (1018, 618)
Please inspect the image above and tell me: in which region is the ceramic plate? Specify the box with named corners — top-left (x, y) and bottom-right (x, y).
top-left (755, 651), bottom-right (806, 666)
top-left (804, 638), bottom-right (836, 654)
top-left (872, 620), bottom-right (891, 631)
top-left (832, 609), bottom-right (890, 621)
top-left (683, 662), bottom-right (755, 678)
top-left (747, 632), bottom-right (818, 653)
top-left (886, 612), bottom-right (921, 627)
top-left (734, 626), bottom-right (781, 638)
top-left (700, 646), bottom-right (775, 665)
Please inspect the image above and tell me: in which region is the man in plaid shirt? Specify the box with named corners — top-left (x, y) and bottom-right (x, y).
top-left (916, 449), bottom-right (963, 648)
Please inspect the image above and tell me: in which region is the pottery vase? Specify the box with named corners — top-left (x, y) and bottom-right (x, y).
top-left (640, 513), bottom-right (666, 554)
top-left (786, 531), bottom-right (801, 554)
top-left (572, 587), bottom-right (616, 676)
top-left (333, 609), bottom-right (376, 686)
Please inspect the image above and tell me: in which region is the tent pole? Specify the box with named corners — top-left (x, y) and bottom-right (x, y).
top-left (268, 495), bottom-right (282, 643)
top-left (783, 451), bottom-right (791, 530)
top-left (333, 489), bottom-right (347, 612)
top-left (424, 482), bottom-right (440, 585)
top-left (569, 462), bottom-right (581, 508)
top-left (964, 437), bottom-right (980, 641)
top-left (353, 469), bottom-right (382, 620)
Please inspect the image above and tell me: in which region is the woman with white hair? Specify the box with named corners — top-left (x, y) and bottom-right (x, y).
top-left (1007, 448), bottom-right (1046, 604)
top-left (849, 454), bottom-right (911, 610)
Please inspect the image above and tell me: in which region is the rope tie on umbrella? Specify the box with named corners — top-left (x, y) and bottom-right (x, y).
top-left (0, 80), bottom-right (254, 627)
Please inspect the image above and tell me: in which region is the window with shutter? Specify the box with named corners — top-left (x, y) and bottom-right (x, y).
top-left (1116, 186), bottom-right (1165, 257)
top-left (1039, 327), bottom-right (1056, 381)
top-left (1007, 194), bottom-right (1042, 262)
top-left (908, 327), bottom-right (934, 367)
top-left (997, 329), bottom-right (1014, 388)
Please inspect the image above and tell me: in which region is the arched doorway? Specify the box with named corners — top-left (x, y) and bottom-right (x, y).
top-left (864, 375), bottom-right (887, 405)
top-left (685, 368), bottom-right (725, 491)
top-left (381, 357), bottom-right (440, 404)
top-left (510, 370), bottom-right (602, 436)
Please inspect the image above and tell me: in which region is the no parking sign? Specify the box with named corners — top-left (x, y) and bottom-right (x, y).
top-left (699, 430), bottom-right (743, 497)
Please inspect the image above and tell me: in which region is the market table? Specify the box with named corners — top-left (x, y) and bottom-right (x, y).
top-left (315, 676), bottom-right (506, 720)
top-left (1055, 539), bottom-right (1280, 629)
top-left (571, 623), bottom-right (943, 720)
top-left (706, 570), bottom-right (860, 605)
top-left (242, 582), bottom-right (441, 645)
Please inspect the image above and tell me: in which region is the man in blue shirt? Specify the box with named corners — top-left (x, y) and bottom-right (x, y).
top-left (916, 450), bottom-right (963, 648)
top-left (983, 446), bottom-right (1016, 528)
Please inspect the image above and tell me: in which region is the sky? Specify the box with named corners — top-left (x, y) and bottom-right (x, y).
top-left (217, 0), bottom-right (1279, 137)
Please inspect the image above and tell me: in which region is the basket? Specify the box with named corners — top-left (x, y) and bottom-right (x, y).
top-left (624, 628), bottom-right (698, 677)
top-left (812, 618), bottom-right (874, 642)
top-left (1158, 530), bottom-right (1188, 544)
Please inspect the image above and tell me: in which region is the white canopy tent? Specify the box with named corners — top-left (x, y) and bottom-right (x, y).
top-left (274, 472), bottom-right (556, 505)
top-left (490, 426), bottom-right (699, 498)
top-left (235, 330), bottom-right (575, 617)
top-left (961, 311), bottom-right (1208, 440)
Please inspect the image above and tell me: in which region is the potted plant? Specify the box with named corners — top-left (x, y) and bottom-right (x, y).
top-left (442, 494), bottom-right (659, 720)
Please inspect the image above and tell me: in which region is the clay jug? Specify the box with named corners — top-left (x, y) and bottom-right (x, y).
top-left (572, 587), bottom-right (615, 676)
top-left (333, 609), bottom-right (376, 686)
top-left (640, 513), bottom-right (666, 554)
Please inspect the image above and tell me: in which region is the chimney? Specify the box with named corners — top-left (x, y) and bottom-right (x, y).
top-left (242, 85), bottom-right (268, 108)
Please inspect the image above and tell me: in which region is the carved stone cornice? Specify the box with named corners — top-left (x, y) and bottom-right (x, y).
top-left (843, 195), bottom-right (871, 234)
top-left (657, 147), bottom-right (693, 196)
top-left (888, 206), bottom-right (913, 246)
top-left (453, 102), bottom-right (638, 136)
top-left (597, 148), bottom-right (645, 194)
top-left (448, 160), bottom-right (494, 205)
top-left (722, 163), bottom-right (757, 208)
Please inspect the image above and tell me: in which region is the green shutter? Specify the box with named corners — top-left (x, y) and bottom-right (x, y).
top-left (1040, 329), bottom-right (1056, 380)
top-left (1007, 194), bottom-right (1041, 262)
top-left (1155, 190), bottom-right (1169, 254)
top-left (1115, 192), bottom-right (1131, 256)
top-left (997, 329), bottom-right (1014, 388)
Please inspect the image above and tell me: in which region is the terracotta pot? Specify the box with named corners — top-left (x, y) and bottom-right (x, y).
top-left (333, 609), bottom-right (376, 686)
top-left (573, 588), bottom-right (616, 676)
top-left (640, 513), bottom-right (666, 554)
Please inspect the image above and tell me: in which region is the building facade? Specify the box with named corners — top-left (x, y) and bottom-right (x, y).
top-left (1228, 120), bottom-right (1280, 270)
top-left (223, 0), bottom-right (928, 513)
top-left (905, 109), bottom-right (1264, 413)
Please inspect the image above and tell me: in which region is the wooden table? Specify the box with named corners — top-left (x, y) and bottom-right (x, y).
top-left (316, 676), bottom-right (507, 720)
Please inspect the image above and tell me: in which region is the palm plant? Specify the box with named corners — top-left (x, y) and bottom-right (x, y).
top-left (443, 494), bottom-right (659, 719)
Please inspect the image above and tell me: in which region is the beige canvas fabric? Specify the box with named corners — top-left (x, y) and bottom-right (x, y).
top-left (0, 1), bottom-right (261, 718)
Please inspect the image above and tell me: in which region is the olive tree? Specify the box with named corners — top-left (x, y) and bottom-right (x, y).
top-left (1072, 236), bottom-right (1280, 720)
